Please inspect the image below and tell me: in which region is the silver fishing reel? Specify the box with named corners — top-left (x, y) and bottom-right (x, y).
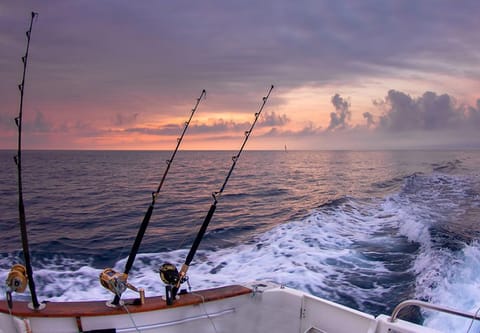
top-left (100, 268), bottom-right (128, 295)
top-left (100, 268), bottom-right (145, 306)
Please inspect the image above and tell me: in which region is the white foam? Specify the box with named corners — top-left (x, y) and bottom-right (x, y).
top-left (1, 172), bottom-right (478, 333)
top-left (389, 173), bottom-right (480, 331)
top-left (1, 197), bottom-right (392, 305)
top-left (420, 242), bottom-right (480, 332)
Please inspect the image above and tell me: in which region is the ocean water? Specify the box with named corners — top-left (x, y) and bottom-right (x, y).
top-left (1, 149), bottom-right (480, 331)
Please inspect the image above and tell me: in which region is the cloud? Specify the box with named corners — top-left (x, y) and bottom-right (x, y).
top-left (259, 111), bottom-right (290, 127)
top-left (190, 119), bottom-right (251, 135)
top-left (261, 89), bottom-right (480, 149)
top-left (377, 90), bottom-right (470, 132)
top-left (124, 112), bottom-right (291, 138)
top-left (124, 124), bottom-right (181, 136)
top-left (1, 2), bottom-right (479, 150)
top-left (3, 0), bottom-right (479, 110)
top-left (112, 89), bottom-right (480, 150)
top-left (113, 112), bottom-right (139, 126)
top-left (0, 112), bottom-right (14, 131)
top-left (328, 94), bottom-right (351, 130)
top-left (32, 111), bottom-right (52, 132)
top-left (362, 112), bottom-right (375, 128)
top-left (125, 119), bottom-right (252, 136)
top-left (467, 99), bottom-right (480, 127)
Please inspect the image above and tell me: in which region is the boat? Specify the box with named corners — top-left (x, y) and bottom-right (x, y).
top-left (2, 12), bottom-right (480, 333)
top-left (2, 280), bottom-right (480, 333)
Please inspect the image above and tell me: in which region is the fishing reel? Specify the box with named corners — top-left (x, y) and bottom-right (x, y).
top-left (159, 263), bottom-right (188, 305)
top-left (99, 268), bottom-right (145, 307)
top-left (5, 264), bottom-right (28, 309)
top-left (159, 263), bottom-right (180, 285)
top-left (6, 264), bottom-right (28, 293)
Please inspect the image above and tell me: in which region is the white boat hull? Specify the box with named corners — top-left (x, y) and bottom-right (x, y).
top-left (0, 282), bottom-right (442, 333)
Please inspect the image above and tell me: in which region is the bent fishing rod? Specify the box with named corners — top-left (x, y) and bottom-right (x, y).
top-left (103, 89), bottom-right (206, 306)
top-left (6, 12), bottom-right (43, 311)
top-left (160, 85), bottom-right (274, 304)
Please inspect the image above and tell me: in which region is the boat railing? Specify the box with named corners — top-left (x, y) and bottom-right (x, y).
top-left (390, 299), bottom-right (480, 322)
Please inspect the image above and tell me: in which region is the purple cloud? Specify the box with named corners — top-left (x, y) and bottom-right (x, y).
top-left (328, 94), bottom-right (351, 130)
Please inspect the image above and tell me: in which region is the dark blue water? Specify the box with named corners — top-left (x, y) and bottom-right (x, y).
top-left (1, 150), bottom-right (479, 331)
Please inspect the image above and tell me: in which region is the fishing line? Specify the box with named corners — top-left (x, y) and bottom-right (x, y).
top-left (7, 307), bottom-right (22, 333)
top-left (161, 85), bottom-right (274, 304)
top-left (120, 303), bottom-right (141, 333)
top-left (191, 292), bottom-right (219, 333)
top-left (104, 89), bottom-right (206, 306)
top-left (107, 281), bottom-right (142, 333)
top-left (465, 304), bottom-right (480, 333)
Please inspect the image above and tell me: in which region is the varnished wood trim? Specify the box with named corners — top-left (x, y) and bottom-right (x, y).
top-left (0, 285), bottom-right (252, 318)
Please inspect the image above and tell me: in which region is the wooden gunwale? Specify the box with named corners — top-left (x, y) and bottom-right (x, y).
top-left (0, 285), bottom-right (252, 318)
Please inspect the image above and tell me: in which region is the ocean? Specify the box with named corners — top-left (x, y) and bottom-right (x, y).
top-left (1, 149), bottom-right (479, 332)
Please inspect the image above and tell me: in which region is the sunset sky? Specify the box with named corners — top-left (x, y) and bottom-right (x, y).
top-left (1, 1), bottom-right (479, 150)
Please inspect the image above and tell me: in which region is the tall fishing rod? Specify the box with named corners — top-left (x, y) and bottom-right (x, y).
top-left (160, 85), bottom-right (274, 304)
top-left (6, 12), bottom-right (43, 311)
top-left (102, 89), bottom-right (206, 306)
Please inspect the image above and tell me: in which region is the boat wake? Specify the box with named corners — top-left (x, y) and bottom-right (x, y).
top-left (1, 169), bottom-right (479, 332)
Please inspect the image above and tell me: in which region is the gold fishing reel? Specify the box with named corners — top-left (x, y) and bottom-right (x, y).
top-left (99, 268), bottom-right (145, 306)
top-left (100, 268), bottom-right (128, 295)
top-left (6, 264), bottom-right (28, 293)
top-left (5, 264), bottom-right (28, 310)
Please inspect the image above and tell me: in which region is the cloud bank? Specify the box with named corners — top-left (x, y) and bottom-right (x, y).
top-left (0, 1), bottom-right (479, 149)
top-left (270, 90), bottom-right (480, 149)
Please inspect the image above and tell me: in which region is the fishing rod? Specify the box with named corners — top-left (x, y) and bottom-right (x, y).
top-left (101, 89), bottom-right (207, 306)
top-left (160, 85), bottom-right (274, 305)
top-left (6, 12), bottom-right (43, 311)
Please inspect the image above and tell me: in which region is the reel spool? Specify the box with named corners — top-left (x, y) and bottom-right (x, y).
top-left (159, 263), bottom-right (179, 286)
top-left (100, 268), bottom-right (128, 295)
top-left (6, 264), bottom-right (28, 293)
top-left (160, 263), bottom-right (188, 306)
top-left (99, 268), bottom-right (145, 306)
top-left (5, 264), bottom-right (28, 310)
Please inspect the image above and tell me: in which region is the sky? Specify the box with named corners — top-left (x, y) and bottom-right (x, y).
top-left (1, 1), bottom-right (479, 150)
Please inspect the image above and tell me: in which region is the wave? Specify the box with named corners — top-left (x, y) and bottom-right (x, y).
top-left (431, 159), bottom-right (462, 173)
top-left (390, 172), bottom-right (480, 331)
top-left (1, 169), bottom-right (479, 332)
